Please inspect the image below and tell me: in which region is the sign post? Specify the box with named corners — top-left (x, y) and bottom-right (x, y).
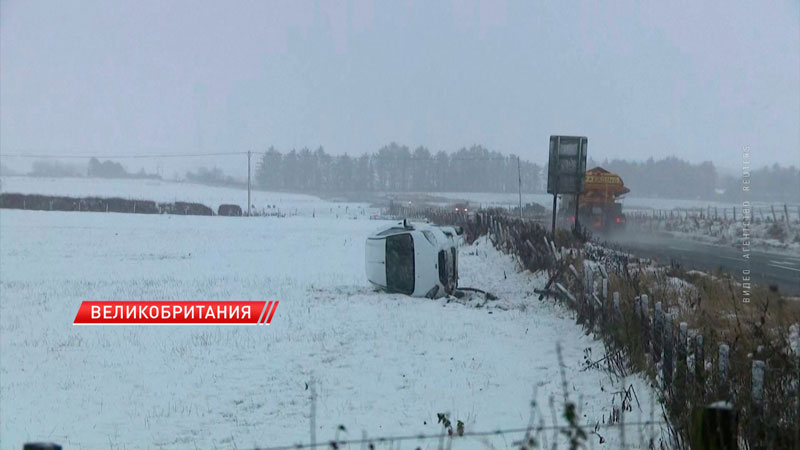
top-left (547, 136), bottom-right (588, 235)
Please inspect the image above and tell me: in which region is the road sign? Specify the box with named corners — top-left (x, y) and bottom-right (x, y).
top-left (547, 135), bottom-right (588, 235)
top-left (547, 136), bottom-right (588, 195)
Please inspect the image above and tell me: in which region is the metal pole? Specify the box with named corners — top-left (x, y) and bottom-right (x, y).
top-left (517, 155), bottom-right (523, 222)
top-left (551, 193), bottom-right (558, 235)
top-left (247, 151), bottom-right (252, 216)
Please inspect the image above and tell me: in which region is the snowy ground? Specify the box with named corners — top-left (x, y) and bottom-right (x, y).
top-left (0, 206), bottom-right (666, 449)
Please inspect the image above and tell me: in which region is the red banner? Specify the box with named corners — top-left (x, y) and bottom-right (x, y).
top-left (73, 301), bottom-right (278, 325)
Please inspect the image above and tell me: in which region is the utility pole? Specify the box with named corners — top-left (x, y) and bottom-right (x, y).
top-left (517, 155), bottom-right (523, 222)
top-left (247, 151), bottom-right (252, 216)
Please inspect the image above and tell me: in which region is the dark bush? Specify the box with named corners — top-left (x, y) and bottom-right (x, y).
top-left (1, 193), bottom-right (211, 217)
top-left (218, 204), bottom-right (243, 216)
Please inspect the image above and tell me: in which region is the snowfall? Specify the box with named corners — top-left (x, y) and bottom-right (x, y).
top-left (0, 177), bottom-right (667, 449)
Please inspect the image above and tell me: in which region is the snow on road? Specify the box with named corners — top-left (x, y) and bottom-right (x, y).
top-left (1, 208), bottom-right (664, 449)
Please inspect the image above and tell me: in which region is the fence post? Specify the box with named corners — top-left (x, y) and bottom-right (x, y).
top-left (653, 302), bottom-right (663, 363)
top-left (641, 295), bottom-right (651, 357)
top-left (613, 292), bottom-right (621, 323)
top-left (676, 322), bottom-right (689, 407)
top-left (663, 313), bottom-right (674, 388)
top-left (583, 260), bottom-right (593, 299)
top-left (678, 322), bottom-right (688, 366)
top-left (733, 207), bottom-right (736, 221)
top-left (719, 344), bottom-right (729, 399)
top-left (770, 205), bottom-right (777, 222)
top-left (602, 278), bottom-right (608, 302)
top-left (695, 334), bottom-right (704, 386)
top-left (689, 402), bottom-right (737, 450)
top-left (569, 264), bottom-right (579, 279)
top-left (751, 359), bottom-right (766, 448)
top-left (795, 323), bottom-right (800, 448)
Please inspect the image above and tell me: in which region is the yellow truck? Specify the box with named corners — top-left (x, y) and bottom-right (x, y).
top-left (561, 167), bottom-right (630, 232)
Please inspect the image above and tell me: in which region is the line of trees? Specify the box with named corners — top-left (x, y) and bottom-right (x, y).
top-left (29, 160), bottom-right (84, 178)
top-left (589, 156), bottom-right (799, 202)
top-left (718, 164), bottom-right (800, 203)
top-left (588, 156), bottom-right (718, 200)
top-left (255, 143), bottom-right (544, 193)
top-left (254, 146), bottom-right (799, 201)
top-left (88, 158), bottom-right (161, 179)
top-left (185, 166), bottom-right (240, 186)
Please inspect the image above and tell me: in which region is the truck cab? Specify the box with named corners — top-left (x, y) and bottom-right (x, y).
top-left (365, 220), bottom-right (460, 298)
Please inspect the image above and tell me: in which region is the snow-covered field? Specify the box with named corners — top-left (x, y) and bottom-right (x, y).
top-left (0, 205), bottom-right (665, 449)
top-left (0, 176), bottom-right (376, 218)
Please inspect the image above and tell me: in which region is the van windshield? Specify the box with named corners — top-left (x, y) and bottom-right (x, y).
top-left (438, 249), bottom-right (455, 293)
top-left (385, 234), bottom-right (414, 295)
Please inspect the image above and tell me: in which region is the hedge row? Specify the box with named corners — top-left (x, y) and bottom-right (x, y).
top-left (0, 193), bottom-right (214, 216)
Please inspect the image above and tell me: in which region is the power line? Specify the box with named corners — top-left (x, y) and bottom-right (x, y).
top-left (0, 151), bottom-right (248, 159)
top-left (0, 152), bottom-right (538, 162)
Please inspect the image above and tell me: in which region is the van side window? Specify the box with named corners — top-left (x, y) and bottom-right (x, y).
top-left (385, 234), bottom-right (414, 295)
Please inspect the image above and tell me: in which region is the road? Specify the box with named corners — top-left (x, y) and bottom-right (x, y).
top-left (599, 232), bottom-right (800, 295)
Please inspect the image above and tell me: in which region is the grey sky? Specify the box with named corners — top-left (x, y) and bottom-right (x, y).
top-left (2, 0), bottom-right (798, 171)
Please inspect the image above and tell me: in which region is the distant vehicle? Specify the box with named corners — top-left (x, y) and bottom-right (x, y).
top-left (561, 167), bottom-right (629, 232)
top-left (451, 202), bottom-right (471, 213)
top-left (365, 220), bottom-right (462, 298)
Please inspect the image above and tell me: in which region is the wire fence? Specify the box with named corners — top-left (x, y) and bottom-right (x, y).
top-left (625, 204), bottom-right (800, 224)
top-left (257, 421), bottom-right (669, 450)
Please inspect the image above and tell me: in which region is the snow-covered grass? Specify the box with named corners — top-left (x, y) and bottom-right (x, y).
top-left (0, 176), bottom-right (377, 218)
top-left (626, 215), bottom-right (800, 254)
top-left (0, 208), bottom-right (664, 449)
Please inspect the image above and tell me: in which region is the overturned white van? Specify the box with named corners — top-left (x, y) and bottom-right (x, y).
top-left (365, 220), bottom-right (462, 298)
